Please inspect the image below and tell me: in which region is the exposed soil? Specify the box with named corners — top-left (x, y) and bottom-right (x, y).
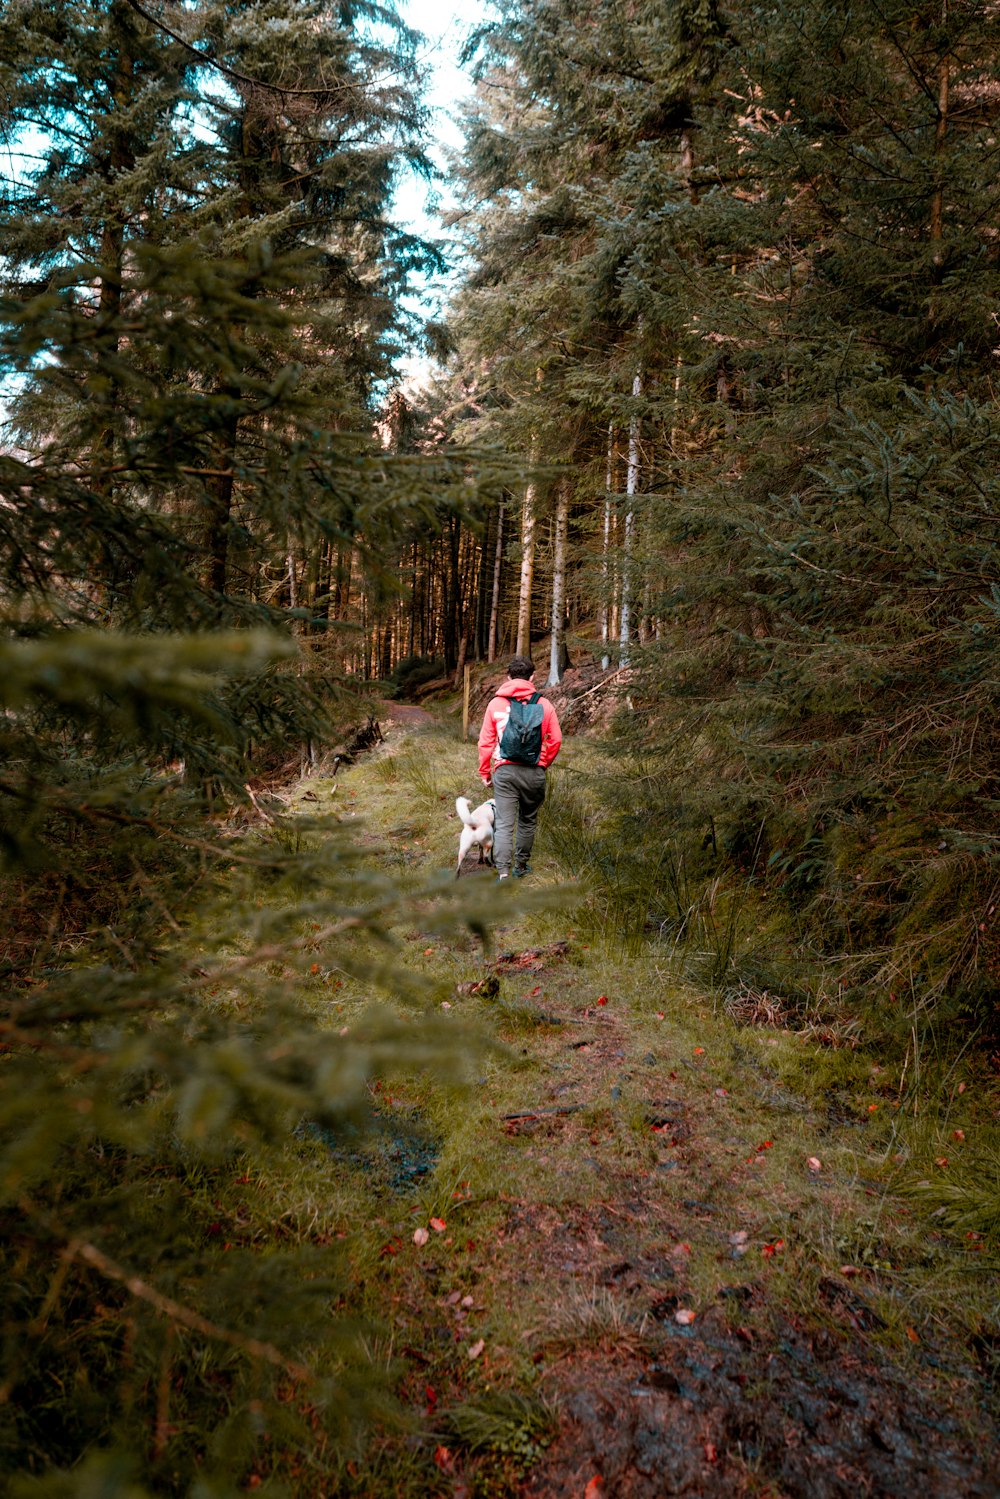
top-left (482, 966), bottom-right (1000, 1499)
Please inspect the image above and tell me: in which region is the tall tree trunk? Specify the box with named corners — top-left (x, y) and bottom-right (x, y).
top-left (488, 498), bottom-right (504, 663)
top-left (203, 410), bottom-right (239, 593)
top-left (516, 471), bottom-right (537, 658)
top-left (444, 517), bottom-right (461, 672)
top-left (929, 0), bottom-right (949, 290)
top-left (94, 11), bottom-right (135, 486)
top-left (601, 423), bottom-right (614, 670)
top-left (475, 511), bottom-right (492, 658)
top-left (619, 369), bottom-right (642, 664)
top-left (548, 480), bottom-right (569, 685)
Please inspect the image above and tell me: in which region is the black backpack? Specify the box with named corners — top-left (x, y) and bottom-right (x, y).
top-left (498, 693), bottom-right (544, 765)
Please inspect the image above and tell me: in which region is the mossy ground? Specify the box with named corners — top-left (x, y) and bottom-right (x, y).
top-left (217, 700), bottom-right (1000, 1496)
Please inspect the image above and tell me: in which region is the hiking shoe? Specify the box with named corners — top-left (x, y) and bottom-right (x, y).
top-left (496, 873), bottom-right (510, 882)
top-left (512, 864), bottom-right (532, 878)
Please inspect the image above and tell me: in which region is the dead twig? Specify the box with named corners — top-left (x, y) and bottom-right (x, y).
top-left (501, 1105), bottom-right (583, 1122)
top-left (244, 783), bottom-right (276, 825)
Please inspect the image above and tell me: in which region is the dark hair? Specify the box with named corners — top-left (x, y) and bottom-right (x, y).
top-left (508, 655), bottom-right (535, 680)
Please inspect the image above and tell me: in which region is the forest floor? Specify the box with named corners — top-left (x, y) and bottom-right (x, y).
top-left (259, 702), bottom-right (1000, 1498)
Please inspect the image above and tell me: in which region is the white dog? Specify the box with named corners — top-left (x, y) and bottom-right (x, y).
top-left (455, 795), bottom-right (495, 878)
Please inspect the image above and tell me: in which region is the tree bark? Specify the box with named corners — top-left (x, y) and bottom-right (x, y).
top-left (548, 480), bottom-right (569, 685)
top-left (516, 472), bottom-right (537, 658)
top-left (929, 0), bottom-right (949, 288)
top-left (619, 368), bottom-right (642, 664)
top-left (488, 498), bottom-right (504, 663)
top-left (601, 422), bottom-right (614, 670)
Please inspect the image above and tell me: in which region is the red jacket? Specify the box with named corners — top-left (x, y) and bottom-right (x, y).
top-left (478, 677), bottom-right (562, 783)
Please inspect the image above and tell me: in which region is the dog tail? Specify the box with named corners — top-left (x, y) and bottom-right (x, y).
top-left (455, 796), bottom-right (474, 826)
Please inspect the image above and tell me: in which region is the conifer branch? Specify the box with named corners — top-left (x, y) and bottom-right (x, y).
top-left (16, 1207), bottom-right (314, 1384)
top-left (123, 0), bottom-right (413, 101)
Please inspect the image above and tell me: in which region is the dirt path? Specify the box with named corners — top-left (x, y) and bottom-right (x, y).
top-left (375, 699), bottom-right (437, 728)
top-left (317, 718), bottom-right (999, 1498)
top-left (478, 956), bottom-right (997, 1498)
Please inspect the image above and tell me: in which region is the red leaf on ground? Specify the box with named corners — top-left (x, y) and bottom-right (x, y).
top-left (704, 1442), bottom-right (718, 1462)
top-left (597, 995), bottom-right (609, 1006)
top-left (584, 1479), bottom-right (604, 1498)
top-left (433, 1446), bottom-right (455, 1474)
top-left (430, 1217), bottom-right (447, 1232)
top-left (693, 1046), bottom-right (705, 1055)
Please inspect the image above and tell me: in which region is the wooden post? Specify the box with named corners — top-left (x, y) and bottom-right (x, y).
top-left (462, 663), bottom-right (471, 740)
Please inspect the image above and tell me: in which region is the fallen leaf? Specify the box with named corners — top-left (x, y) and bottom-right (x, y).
top-left (906, 1326), bottom-right (920, 1343)
top-left (868, 1103), bottom-right (879, 1113)
top-left (675, 1308), bottom-right (696, 1325)
top-left (412, 1227), bottom-right (429, 1247)
top-left (729, 1230), bottom-right (749, 1246)
top-left (656, 1011), bottom-right (665, 1019)
top-left (433, 1445), bottom-right (455, 1474)
top-left (693, 1046), bottom-right (705, 1055)
top-left (423, 948), bottom-right (434, 955)
top-left (430, 1217), bottom-right (447, 1232)
top-left (467, 1338), bottom-right (485, 1359)
top-left (461, 1294), bottom-right (474, 1308)
top-left (440, 1001), bottom-right (452, 1010)
top-left (310, 963), bottom-right (319, 975)
top-left (714, 1087), bottom-right (728, 1097)
top-left (704, 1442), bottom-right (718, 1462)
top-left (597, 995), bottom-right (609, 1006)
top-left (584, 1479), bottom-right (604, 1499)
top-left (952, 1129), bottom-right (965, 1141)
top-left (958, 1082), bottom-right (967, 1094)
top-left (934, 1157), bottom-right (948, 1168)
top-left (807, 1156), bottom-right (822, 1173)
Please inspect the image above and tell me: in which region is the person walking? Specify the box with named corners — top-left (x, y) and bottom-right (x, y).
top-left (477, 655), bottom-right (562, 880)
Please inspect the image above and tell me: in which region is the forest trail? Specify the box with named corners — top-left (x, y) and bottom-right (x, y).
top-left (304, 715), bottom-right (1000, 1499)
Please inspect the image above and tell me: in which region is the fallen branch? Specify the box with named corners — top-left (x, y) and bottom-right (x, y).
top-left (501, 1105), bottom-right (583, 1122)
top-left (15, 1201), bottom-right (313, 1385)
top-left (244, 783), bottom-right (276, 824)
top-left (569, 668), bottom-right (628, 706)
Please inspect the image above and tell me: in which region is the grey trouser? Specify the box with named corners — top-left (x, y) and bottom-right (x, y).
top-left (492, 763), bottom-right (547, 875)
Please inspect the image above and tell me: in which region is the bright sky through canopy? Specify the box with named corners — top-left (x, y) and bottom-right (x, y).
top-left (395, 0), bottom-right (484, 371)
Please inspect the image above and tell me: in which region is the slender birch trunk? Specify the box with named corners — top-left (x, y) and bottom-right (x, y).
top-left (619, 369), bottom-right (642, 664)
top-left (549, 480), bottom-right (569, 685)
top-left (516, 471), bottom-right (537, 658)
top-left (601, 422), bottom-right (614, 670)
